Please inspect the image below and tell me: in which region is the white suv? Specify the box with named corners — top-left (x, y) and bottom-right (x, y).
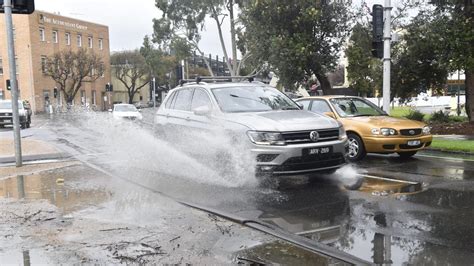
top-left (155, 79), bottom-right (348, 176)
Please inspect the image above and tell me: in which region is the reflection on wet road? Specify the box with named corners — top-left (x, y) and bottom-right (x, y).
top-left (17, 114), bottom-right (474, 264)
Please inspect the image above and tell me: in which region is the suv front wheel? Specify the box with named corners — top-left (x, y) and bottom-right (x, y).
top-left (347, 133), bottom-right (366, 162)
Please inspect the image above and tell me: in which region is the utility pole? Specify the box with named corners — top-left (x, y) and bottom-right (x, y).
top-left (3, 0), bottom-right (22, 167)
top-left (152, 77), bottom-right (156, 109)
top-left (382, 0), bottom-right (392, 114)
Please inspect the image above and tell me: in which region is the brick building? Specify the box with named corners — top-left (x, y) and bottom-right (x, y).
top-left (0, 11), bottom-right (110, 113)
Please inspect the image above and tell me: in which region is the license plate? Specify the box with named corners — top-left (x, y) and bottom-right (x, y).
top-left (3, 119), bottom-right (10, 123)
top-left (407, 140), bottom-right (421, 146)
top-left (304, 146), bottom-right (333, 158)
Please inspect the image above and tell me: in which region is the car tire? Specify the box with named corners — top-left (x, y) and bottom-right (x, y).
top-left (397, 151), bottom-right (417, 158)
top-left (20, 122), bottom-right (26, 129)
top-left (347, 133), bottom-right (366, 162)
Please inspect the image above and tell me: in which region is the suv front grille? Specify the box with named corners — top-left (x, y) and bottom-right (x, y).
top-left (0, 112), bottom-right (13, 118)
top-left (282, 129), bottom-right (339, 144)
top-left (275, 153), bottom-right (345, 172)
top-left (400, 128), bottom-right (422, 136)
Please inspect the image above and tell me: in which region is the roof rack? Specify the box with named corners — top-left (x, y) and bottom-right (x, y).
top-left (179, 75), bottom-right (256, 86)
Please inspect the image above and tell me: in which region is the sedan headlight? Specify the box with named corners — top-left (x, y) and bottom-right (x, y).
top-left (372, 128), bottom-right (398, 136)
top-left (422, 126), bottom-right (431, 135)
top-left (247, 131), bottom-right (285, 145)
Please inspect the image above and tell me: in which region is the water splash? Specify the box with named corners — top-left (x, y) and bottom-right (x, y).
top-left (76, 112), bottom-right (258, 188)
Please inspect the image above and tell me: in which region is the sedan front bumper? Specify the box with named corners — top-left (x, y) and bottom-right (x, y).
top-left (363, 135), bottom-right (433, 153)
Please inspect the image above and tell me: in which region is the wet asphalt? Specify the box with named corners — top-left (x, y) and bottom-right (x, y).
top-left (2, 113), bottom-right (474, 265)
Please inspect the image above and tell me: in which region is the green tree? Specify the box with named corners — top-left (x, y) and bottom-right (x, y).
top-left (427, 2), bottom-right (474, 120)
top-left (110, 50), bottom-right (150, 104)
top-left (390, 12), bottom-right (450, 101)
top-left (242, 0), bottom-right (351, 94)
top-left (345, 23), bottom-right (382, 96)
top-left (152, 0), bottom-right (249, 76)
top-left (140, 36), bottom-right (178, 87)
top-left (44, 49), bottom-right (104, 104)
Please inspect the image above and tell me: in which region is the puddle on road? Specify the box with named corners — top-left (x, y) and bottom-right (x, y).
top-left (357, 175), bottom-right (424, 196)
top-left (233, 240), bottom-right (347, 265)
top-left (0, 163), bottom-right (110, 214)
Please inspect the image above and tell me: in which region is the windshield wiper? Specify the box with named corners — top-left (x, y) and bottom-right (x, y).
top-left (281, 106), bottom-right (300, 110)
top-left (352, 114), bottom-right (374, 117)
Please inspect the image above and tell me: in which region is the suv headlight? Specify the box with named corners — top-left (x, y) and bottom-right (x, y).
top-left (372, 128), bottom-right (398, 136)
top-left (337, 122), bottom-right (347, 140)
top-left (247, 131), bottom-right (285, 146)
top-left (422, 126), bottom-right (431, 135)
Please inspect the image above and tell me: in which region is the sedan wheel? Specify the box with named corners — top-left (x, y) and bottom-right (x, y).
top-left (347, 133), bottom-right (366, 162)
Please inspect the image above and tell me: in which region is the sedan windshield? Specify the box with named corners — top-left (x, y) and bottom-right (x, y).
top-left (330, 98), bottom-right (386, 117)
top-left (114, 105), bottom-right (137, 112)
top-left (0, 101), bottom-right (23, 109)
top-left (212, 86), bottom-right (300, 113)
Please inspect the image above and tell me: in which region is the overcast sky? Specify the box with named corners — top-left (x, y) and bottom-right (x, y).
top-left (36, 0), bottom-right (232, 57)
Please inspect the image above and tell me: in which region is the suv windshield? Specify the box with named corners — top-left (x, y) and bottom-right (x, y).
top-left (212, 86), bottom-right (300, 113)
top-left (114, 105), bottom-right (137, 112)
top-left (0, 101), bottom-right (23, 109)
top-left (330, 97), bottom-right (386, 117)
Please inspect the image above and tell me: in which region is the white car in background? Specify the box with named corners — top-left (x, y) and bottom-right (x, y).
top-left (112, 104), bottom-right (142, 121)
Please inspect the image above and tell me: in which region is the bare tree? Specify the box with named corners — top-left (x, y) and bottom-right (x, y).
top-left (111, 50), bottom-right (150, 104)
top-left (44, 49), bottom-right (104, 104)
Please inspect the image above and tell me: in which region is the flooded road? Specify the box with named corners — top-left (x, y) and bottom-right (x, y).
top-left (3, 113), bottom-right (474, 264)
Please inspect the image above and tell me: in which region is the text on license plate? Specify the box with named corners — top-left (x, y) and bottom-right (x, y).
top-left (407, 140), bottom-right (421, 146)
top-left (308, 147), bottom-right (331, 155)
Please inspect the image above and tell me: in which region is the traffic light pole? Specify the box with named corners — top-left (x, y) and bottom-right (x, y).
top-left (152, 77), bottom-right (156, 109)
top-left (3, 0), bottom-right (22, 167)
top-left (382, 0), bottom-right (392, 115)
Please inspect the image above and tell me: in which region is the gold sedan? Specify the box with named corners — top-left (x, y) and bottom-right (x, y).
top-left (295, 96), bottom-right (433, 161)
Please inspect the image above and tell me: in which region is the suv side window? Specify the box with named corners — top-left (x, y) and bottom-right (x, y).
top-left (165, 91), bottom-right (177, 109)
top-left (298, 100), bottom-right (311, 110)
top-left (310, 100), bottom-right (332, 113)
top-left (191, 89), bottom-right (212, 110)
top-left (173, 89), bottom-right (193, 111)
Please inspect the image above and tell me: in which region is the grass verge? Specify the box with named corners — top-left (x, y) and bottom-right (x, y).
top-left (430, 138), bottom-right (474, 153)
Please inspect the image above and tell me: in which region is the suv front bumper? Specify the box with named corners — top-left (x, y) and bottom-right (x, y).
top-left (252, 139), bottom-right (348, 176)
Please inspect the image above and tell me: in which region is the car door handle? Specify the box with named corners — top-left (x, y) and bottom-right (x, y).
top-left (185, 116), bottom-right (190, 121)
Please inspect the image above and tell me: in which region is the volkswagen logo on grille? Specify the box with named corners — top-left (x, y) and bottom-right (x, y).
top-left (409, 130), bottom-right (415, 135)
top-left (309, 131), bottom-right (319, 142)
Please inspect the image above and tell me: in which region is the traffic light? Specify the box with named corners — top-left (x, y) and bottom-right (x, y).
top-left (53, 87), bottom-right (58, 98)
top-left (105, 83), bottom-right (113, 92)
top-left (371, 4), bottom-right (384, 59)
top-left (6, 79), bottom-right (11, 91)
top-left (0, 0), bottom-right (35, 14)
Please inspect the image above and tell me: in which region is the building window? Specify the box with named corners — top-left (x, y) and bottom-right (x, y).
top-left (65, 32), bottom-right (71, 45)
top-left (80, 90), bottom-right (86, 105)
top-left (98, 38), bottom-right (103, 50)
top-left (99, 63), bottom-right (104, 77)
top-left (39, 28), bottom-right (45, 41)
top-left (88, 36), bottom-right (93, 48)
top-left (41, 56), bottom-right (47, 74)
top-left (52, 30), bottom-right (58, 43)
top-left (0, 58), bottom-right (3, 75)
top-left (77, 34), bottom-right (82, 47)
top-left (92, 90), bottom-right (96, 105)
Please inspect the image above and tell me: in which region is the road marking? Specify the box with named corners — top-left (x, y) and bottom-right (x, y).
top-left (356, 173), bottom-right (419, 184)
top-left (416, 154), bottom-right (474, 162)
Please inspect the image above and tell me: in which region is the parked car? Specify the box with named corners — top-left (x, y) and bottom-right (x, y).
top-left (155, 80), bottom-right (349, 177)
top-left (0, 100), bottom-right (31, 129)
top-left (295, 96), bottom-right (433, 161)
top-left (112, 103), bottom-right (142, 120)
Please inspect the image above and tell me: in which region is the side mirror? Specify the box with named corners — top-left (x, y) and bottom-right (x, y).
top-left (193, 105), bottom-right (211, 116)
top-left (324, 112), bottom-right (336, 119)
